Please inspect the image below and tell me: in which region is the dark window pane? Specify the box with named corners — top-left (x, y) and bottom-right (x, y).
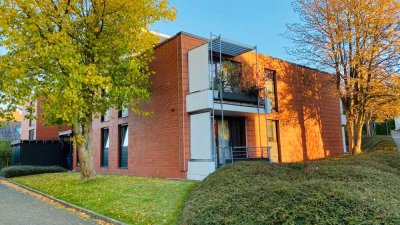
top-left (28, 129), bottom-right (35, 141)
top-left (119, 125), bottom-right (128, 168)
top-left (101, 128), bottom-right (109, 167)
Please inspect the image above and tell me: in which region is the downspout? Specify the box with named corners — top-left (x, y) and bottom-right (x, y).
top-left (181, 34), bottom-right (187, 172)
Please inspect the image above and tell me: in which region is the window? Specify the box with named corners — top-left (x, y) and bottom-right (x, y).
top-left (101, 109), bottom-right (110, 122)
top-left (264, 69), bottom-right (278, 112)
top-left (266, 120), bottom-right (279, 162)
top-left (119, 125), bottom-right (128, 168)
top-left (28, 129), bottom-right (35, 141)
top-left (101, 128), bottom-right (109, 167)
top-left (119, 106), bottom-right (129, 118)
top-left (210, 58), bottom-right (242, 92)
top-left (28, 101), bottom-right (36, 127)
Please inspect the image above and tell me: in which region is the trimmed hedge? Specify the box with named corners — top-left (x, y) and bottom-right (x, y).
top-left (181, 151), bottom-right (400, 224)
top-left (362, 135), bottom-right (398, 152)
top-left (0, 165), bottom-right (67, 178)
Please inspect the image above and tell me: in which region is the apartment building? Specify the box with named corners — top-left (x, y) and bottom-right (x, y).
top-left (21, 32), bottom-right (346, 180)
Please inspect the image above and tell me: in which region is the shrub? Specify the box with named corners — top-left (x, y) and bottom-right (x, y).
top-left (362, 135), bottom-right (398, 152)
top-left (181, 151), bottom-right (400, 224)
top-left (0, 140), bottom-right (11, 169)
top-left (0, 165), bottom-right (67, 178)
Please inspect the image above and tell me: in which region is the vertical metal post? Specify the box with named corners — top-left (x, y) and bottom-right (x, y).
top-left (210, 33), bottom-right (217, 168)
top-left (255, 46), bottom-right (263, 158)
top-left (219, 35), bottom-right (226, 166)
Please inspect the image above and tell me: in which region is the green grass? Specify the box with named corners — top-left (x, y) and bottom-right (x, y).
top-left (12, 173), bottom-right (198, 225)
top-left (181, 151), bottom-right (400, 224)
top-left (362, 135), bottom-right (398, 152)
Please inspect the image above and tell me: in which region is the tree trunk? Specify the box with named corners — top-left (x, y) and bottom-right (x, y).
top-left (352, 115), bottom-right (364, 155)
top-left (74, 119), bottom-right (96, 179)
top-left (347, 115), bottom-right (355, 154)
top-left (366, 120), bottom-right (371, 137)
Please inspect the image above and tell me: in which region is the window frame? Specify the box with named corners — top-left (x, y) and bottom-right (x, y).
top-left (28, 129), bottom-right (35, 141)
top-left (101, 128), bottom-right (109, 167)
top-left (264, 68), bottom-right (278, 112)
top-left (118, 124), bottom-right (129, 169)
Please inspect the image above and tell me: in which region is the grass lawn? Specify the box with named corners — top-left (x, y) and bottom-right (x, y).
top-left (12, 173), bottom-right (198, 225)
top-left (181, 151), bottom-right (400, 224)
top-left (362, 135), bottom-right (398, 152)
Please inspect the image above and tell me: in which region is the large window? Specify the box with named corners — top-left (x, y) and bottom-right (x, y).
top-left (119, 125), bottom-right (128, 168)
top-left (28, 129), bottom-right (35, 141)
top-left (264, 69), bottom-right (278, 112)
top-left (101, 128), bottom-right (109, 167)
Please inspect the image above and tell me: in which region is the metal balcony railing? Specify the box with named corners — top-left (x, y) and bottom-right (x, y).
top-left (216, 146), bottom-right (272, 166)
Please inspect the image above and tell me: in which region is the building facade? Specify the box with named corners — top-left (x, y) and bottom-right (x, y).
top-left (21, 32), bottom-right (346, 180)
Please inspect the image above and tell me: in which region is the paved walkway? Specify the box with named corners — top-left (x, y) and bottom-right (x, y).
top-left (391, 130), bottom-right (400, 150)
top-left (0, 181), bottom-right (98, 225)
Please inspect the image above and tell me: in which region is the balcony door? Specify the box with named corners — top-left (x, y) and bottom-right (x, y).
top-left (215, 117), bottom-right (246, 167)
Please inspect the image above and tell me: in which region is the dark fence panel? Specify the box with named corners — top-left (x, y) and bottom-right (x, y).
top-left (11, 140), bottom-right (71, 169)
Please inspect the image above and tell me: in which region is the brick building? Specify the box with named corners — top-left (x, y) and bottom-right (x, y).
top-left (20, 32), bottom-right (346, 180)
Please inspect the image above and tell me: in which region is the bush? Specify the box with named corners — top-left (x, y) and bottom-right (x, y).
top-left (181, 151), bottom-right (400, 224)
top-left (0, 165), bottom-right (67, 178)
top-left (0, 140), bottom-right (11, 169)
top-left (362, 135), bottom-right (398, 152)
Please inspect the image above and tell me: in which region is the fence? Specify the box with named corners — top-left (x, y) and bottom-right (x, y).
top-left (11, 140), bottom-right (72, 169)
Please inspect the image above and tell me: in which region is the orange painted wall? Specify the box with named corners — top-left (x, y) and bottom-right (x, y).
top-left (237, 53), bottom-right (344, 162)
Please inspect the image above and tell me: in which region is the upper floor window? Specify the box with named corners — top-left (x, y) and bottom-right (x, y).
top-left (210, 58), bottom-right (242, 93)
top-left (101, 109), bottom-right (110, 122)
top-left (119, 106), bottom-right (129, 118)
top-left (264, 69), bottom-right (278, 112)
top-left (28, 101), bottom-right (36, 127)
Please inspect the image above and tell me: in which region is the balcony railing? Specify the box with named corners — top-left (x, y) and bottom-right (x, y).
top-left (216, 146), bottom-right (272, 166)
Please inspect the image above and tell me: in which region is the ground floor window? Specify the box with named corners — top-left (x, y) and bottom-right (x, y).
top-left (119, 124), bottom-right (128, 168)
top-left (101, 128), bottom-right (109, 167)
top-left (28, 129), bottom-right (35, 141)
top-left (266, 120), bottom-right (279, 162)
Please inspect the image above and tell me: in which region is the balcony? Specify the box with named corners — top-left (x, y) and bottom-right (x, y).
top-left (187, 38), bottom-right (273, 115)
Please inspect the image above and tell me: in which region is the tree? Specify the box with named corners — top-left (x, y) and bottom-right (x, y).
top-left (0, 0), bottom-right (175, 178)
top-left (286, 0), bottom-right (400, 154)
top-left (364, 75), bottom-right (400, 136)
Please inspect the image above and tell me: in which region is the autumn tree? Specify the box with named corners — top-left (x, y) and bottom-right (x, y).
top-left (0, 0), bottom-right (175, 178)
top-left (364, 75), bottom-right (400, 136)
top-left (287, 0), bottom-right (400, 154)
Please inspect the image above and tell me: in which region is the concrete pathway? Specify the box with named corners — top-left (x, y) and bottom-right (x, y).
top-left (0, 181), bottom-right (99, 225)
top-left (391, 130), bottom-right (400, 150)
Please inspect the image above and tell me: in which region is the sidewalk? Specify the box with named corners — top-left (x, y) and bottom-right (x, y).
top-left (0, 180), bottom-right (99, 225)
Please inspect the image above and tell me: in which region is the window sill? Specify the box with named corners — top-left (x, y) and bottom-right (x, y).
top-left (118, 167), bottom-right (128, 169)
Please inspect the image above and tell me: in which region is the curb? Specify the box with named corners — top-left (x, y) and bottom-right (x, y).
top-left (0, 177), bottom-right (127, 225)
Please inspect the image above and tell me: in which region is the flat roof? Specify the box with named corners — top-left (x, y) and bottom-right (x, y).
top-left (209, 37), bottom-right (255, 57)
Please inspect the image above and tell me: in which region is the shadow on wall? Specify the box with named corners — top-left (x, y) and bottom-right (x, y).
top-left (275, 59), bottom-right (341, 161)
top-left (238, 52), bottom-right (341, 162)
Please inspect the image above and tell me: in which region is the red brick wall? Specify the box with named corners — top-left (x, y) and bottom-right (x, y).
top-left (20, 99), bottom-right (69, 140)
top-left (90, 33), bottom-right (206, 178)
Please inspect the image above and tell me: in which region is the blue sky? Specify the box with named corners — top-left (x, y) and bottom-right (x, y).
top-left (151, 0), bottom-right (299, 61)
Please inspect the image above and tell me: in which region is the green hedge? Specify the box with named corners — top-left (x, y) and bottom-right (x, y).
top-left (0, 140), bottom-right (11, 169)
top-left (0, 165), bottom-right (67, 178)
top-left (181, 151), bottom-right (400, 224)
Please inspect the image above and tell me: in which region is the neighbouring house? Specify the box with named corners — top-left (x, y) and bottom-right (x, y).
top-left (0, 111), bottom-right (22, 141)
top-left (395, 118), bottom-right (400, 130)
top-left (20, 32), bottom-right (346, 180)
